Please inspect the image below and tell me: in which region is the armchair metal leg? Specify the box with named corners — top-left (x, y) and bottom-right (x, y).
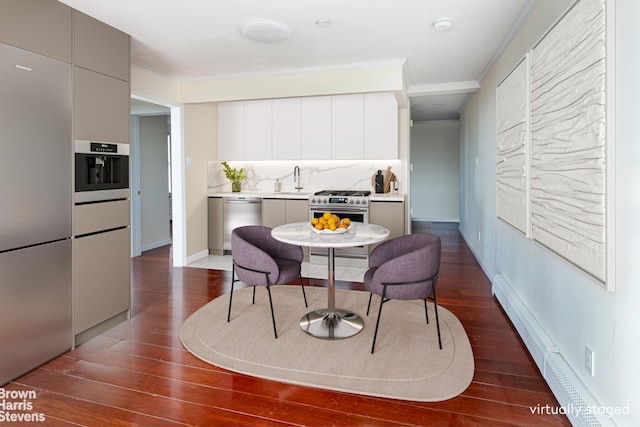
top-left (366, 293), bottom-right (373, 316)
top-left (371, 286), bottom-right (388, 354)
top-left (371, 297), bottom-right (384, 354)
top-left (424, 299), bottom-right (429, 324)
top-left (299, 275), bottom-right (308, 307)
top-left (228, 264), bottom-right (237, 322)
top-left (266, 285), bottom-right (278, 339)
top-left (432, 287), bottom-right (442, 350)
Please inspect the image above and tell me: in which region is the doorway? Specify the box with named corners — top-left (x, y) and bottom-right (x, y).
top-left (130, 97), bottom-right (185, 265)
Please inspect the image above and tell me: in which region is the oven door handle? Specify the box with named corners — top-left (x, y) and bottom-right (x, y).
top-left (311, 206), bottom-right (368, 213)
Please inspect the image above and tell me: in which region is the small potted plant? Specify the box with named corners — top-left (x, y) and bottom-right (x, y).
top-left (221, 161), bottom-right (246, 192)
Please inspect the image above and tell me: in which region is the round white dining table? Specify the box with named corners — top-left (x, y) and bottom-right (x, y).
top-left (271, 221), bottom-right (390, 339)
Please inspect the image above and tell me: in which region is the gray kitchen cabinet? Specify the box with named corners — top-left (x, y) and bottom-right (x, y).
top-left (74, 10), bottom-right (130, 81)
top-left (263, 198), bottom-right (309, 258)
top-left (71, 8), bottom-right (131, 346)
top-left (208, 197), bottom-right (224, 255)
top-left (74, 67), bottom-right (131, 143)
top-left (263, 198), bottom-right (309, 227)
top-left (285, 199), bottom-right (309, 223)
top-left (73, 200), bottom-right (131, 345)
top-left (262, 198), bottom-right (286, 228)
top-left (0, 0), bottom-right (72, 63)
top-left (75, 200), bottom-right (130, 236)
top-left (369, 200), bottom-right (406, 252)
top-left (74, 227), bottom-right (131, 345)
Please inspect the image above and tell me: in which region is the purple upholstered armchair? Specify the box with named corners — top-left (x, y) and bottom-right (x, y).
top-left (228, 225), bottom-right (308, 338)
top-left (364, 233), bottom-right (442, 353)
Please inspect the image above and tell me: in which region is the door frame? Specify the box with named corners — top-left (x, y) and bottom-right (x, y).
top-left (130, 94), bottom-right (187, 266)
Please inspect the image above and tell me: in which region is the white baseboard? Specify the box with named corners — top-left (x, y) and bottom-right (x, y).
top-left (411, 217), bottom-right (460, 223)
top-left (141, 239), bottom-right (172, 252)
top-left (186, 249), bottom-right (209, 265)
top-left (492, 274), bottom-right (615, 427)
top-left (458, 226), bottom-right (494, 281)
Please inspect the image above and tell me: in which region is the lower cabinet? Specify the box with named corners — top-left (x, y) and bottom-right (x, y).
top-left (262, 198), bottom-right (308, 227)
top-left (263, 198), bottom-right (309, 259)
top-left (73, 199), bottom-right (131, 345)
top-left (74, 227), bottom-right (130, 344)
top-left (369, 200), bottom-right (406, 252)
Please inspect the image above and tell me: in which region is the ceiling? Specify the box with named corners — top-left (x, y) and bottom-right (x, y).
top-left (60, 0), bottom-right (536, 121)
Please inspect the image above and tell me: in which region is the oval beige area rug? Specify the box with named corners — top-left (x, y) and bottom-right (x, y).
top-left (180, 285), bottom-right (474, 402)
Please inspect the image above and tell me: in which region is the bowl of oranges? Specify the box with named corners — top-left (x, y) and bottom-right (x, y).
top-left (310, 212), bottom-right (352, 234)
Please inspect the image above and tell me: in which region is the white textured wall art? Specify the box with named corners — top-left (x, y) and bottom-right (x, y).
top-left (529, 0), bottom-right (606, 282)
top-left (496, 58), bottom-right (528, 234)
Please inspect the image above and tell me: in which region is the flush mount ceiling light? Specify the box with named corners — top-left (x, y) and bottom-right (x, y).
top-left (241, 19), bottom-right (292, 43)
top-left (432, 18), bottom-right (453, 33)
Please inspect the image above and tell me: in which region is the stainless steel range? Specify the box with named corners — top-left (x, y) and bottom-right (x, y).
top-left (309, 190), bottom-right (371, 265)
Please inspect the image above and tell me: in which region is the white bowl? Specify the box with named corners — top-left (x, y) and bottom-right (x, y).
top-left (310, 223), bottom-right (352, 234)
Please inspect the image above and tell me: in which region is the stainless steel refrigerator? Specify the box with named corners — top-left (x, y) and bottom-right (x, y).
top-left (0, 42), bottom-right (72, 385)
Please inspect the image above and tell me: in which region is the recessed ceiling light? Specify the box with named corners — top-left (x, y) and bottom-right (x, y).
top-left (241, 19), bottom-right (291, 43)
top-left (432, 18), bottom-right (453, 33)
top-left (315, 19), bottom-right (331, 28)
top-left (432, 103), bottom-right (445, 107)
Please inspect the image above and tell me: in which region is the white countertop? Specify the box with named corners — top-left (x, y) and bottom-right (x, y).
top-left (208, 191), bottom-right (404, 201)
top-left (208, 191), bottom-right (311, 199)
top-left (271, 221), bottom-right (390, 248)
top-left (370, 193), bottom-right (405, 202)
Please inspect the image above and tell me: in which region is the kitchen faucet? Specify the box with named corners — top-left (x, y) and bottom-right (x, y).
top-left (294, 166), bottom-right (302, 191)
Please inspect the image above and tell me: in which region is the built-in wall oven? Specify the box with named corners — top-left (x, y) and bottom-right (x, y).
top-left (309, 190), bottom-right (370, 265)
top-left (75, 140), bottom-right (130, 203)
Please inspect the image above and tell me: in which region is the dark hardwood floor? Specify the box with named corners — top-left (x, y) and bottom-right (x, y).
top-left (4, 222), bottom-right (570, 426)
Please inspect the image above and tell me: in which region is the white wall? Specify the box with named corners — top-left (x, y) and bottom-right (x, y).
top-left (409, 121), bottom-right (460, 221)
top-left (459, 1), bottom-right (640, 425)
top-left (184, 103), bottom-right (217, 258)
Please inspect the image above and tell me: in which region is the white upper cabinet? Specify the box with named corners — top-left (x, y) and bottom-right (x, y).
top-left (218, 101), bottom-right (244, 160)
top-left (364, 92), bottom-right (398, 159)
top-left (217, 92), bottom-right (398, 160)
top-left (244, 99), bottom-right (272, 160)
top-left (301, 96), bottom-right (332, 160)
top-left (331, 94), bottom-right (364, 159)
top-left (272, 98), bottom-right (301, 159)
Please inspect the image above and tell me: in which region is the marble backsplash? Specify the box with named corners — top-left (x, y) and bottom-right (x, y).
top-left (208, 160), bottom-right (405, 194)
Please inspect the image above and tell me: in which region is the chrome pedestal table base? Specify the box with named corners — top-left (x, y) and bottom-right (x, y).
top-left (299, 247), bottom-right (364, 339)
top-left (270, 222), bottom-right (390, 340)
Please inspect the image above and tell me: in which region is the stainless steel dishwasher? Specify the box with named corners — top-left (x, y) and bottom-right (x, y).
top-left (223, 196), bottom-right (263, 251)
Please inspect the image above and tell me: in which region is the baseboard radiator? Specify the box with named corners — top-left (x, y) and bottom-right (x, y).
top-left (492, 274), bottom-right (615, 427)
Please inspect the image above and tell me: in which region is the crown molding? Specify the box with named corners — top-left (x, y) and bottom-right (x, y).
top-left (408, 81), bottom-right (481, 96)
